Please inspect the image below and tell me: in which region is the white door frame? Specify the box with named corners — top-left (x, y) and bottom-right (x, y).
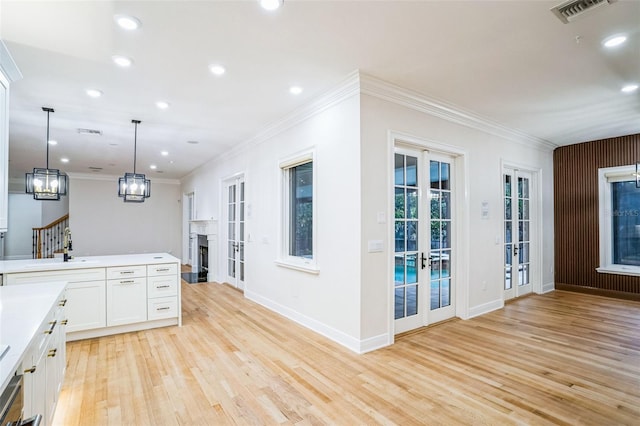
top-left (501, 160), bottom-right (543, 298)
top-left (182, 191), bottom-right (195, 266)
top-left (388, 131), bottom-right (469, 340)
top-left (222, 173), bottom-right (246, 290)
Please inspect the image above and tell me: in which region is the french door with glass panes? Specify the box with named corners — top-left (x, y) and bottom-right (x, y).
top-left (503, 169), bottom-right (532, 299)
top-left (225, 176), bottom-right (245, 290)
top-left (394, 148), bottom-right (455, 334)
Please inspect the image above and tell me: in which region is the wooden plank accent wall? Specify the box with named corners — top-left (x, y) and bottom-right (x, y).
top-left (554, 133), bottom-right (640, 297)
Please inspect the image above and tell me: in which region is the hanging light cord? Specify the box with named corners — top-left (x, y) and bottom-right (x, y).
top-left (45, 108), bottom-right (51, 169)
top-left (133, 120), bottom-right (138, 174)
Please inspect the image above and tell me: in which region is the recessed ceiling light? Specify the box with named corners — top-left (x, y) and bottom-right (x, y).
top-left (603, 35), bottom-right (627, 48)
top-left (161, 151), bottom-right (169, 156)
top-left (150, 164), bottom-right (157, 170)
top-left (290, 86), bottom-right (303, 95)
top-left (86, 89), bottom-right (103, 98)
top-left (114, 14), bottom-right (141, 31)
top-left (156, 101), bottom-right (170, 109)
top-left (187, 140), bottom-right (199, 144)
top-left (48, 140), bottom-right (57, 145)
top-left (621, 84), bottom-right (638, 93)
top-left (209, 64), bottom-right (226, 76)
top-left (259, 0), bottom-right (283, 11)
top-left (60, 157), bottom-right (69, 163)
top-left (112, 55), bottom-right (133, 68)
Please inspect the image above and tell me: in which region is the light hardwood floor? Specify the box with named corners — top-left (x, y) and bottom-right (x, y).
top-left (53, 282), bottom-right (640, 425)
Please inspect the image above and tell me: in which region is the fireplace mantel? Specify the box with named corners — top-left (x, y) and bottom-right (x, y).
top-left (189, 219), bottom-right (218, 282)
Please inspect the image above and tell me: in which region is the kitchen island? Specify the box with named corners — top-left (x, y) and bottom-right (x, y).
top-left (0, 253), bottom-right (181, 341)
top-left (0, 281), bottom-right (67, 424)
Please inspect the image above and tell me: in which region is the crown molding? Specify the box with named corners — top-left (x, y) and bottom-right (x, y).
top-left (67, 172), bottom-right (180, 185)
top-left (359, 73), bottom-right (557, 152)
top-left (0, 40), bottom-right (22, 82)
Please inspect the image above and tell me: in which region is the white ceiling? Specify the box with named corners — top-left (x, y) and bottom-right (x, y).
top-left (2, 0), bottom-right (639, 181)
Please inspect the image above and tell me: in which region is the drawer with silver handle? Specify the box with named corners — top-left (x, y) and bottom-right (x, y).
top-left (107, 265), bottom-right (146, 279)
top-left (147, 297), bottom-right (177, 320)
top-left (147, 276), bottom-right (178, 298)
top-left (147, 263), bottom-right (178, 277)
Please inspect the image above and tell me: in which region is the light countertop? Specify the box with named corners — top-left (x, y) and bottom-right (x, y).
top-left (0, 281), bottom-right (66, 393)
top-left (0, 253), bottom-right (180, 275)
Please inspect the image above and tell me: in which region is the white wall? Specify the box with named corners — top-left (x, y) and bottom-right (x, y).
top-left (41, 191), bottom-right (68, 226)
top-left (68, 175), bottom-right (182, 257)
top-left (4, 193), bottom-right (42, 259)
top-left (182, 91), bottom-right (363, 348)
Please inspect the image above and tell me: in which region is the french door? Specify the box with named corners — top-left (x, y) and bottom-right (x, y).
top-left (394, 148), bottom-right (455, 333)
top-left (224, 176), bottom-right (245, 290)
top-left (503, 169), bottom-right (532, 299)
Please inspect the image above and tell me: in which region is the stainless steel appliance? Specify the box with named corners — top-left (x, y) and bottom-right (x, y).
top-left (0, 373), bottom-right (41, 426)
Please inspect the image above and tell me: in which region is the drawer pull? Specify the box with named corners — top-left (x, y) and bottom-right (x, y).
top-left (61, 319), bottom-right (68, 326)
top-left (24, 366), bottom-right (36, 374)
top-left (48, 349), bottom-right (57, 358)
top-left (120, 271), bottom-right (135, 275)
top-left (45, 320), bottom-right (57, 334)
top-left (156, 306), bottom-right (171, 311)
top-left (156, 285), bottom-right (171, 289)
top-left (120, 280), bottom-right (135, 284)
top-left (156, 268), bottom-right (170, 272)
top-left (58, 299), bottom-right (67, 306)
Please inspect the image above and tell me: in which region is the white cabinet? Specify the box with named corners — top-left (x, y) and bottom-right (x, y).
top-left (22, 290), bottom-right (66, 426)
top-left (0, 41), bottom-right (21, 233)
top-left (5, 268), bottom-right (106, 333)
top-left (147, 263), bottom-right (179, 320)
top-left (107, 267), bottom-right (147, 327)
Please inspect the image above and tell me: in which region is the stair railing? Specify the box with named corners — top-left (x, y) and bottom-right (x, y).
top-left (32, 214), bottom-right (69, 259)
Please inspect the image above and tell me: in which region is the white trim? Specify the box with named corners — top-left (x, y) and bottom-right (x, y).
top-left (0, 41), bottom-right (22, 83)
top-left (66, 318), bottom-right (178, 342)
top-left (274, 260), bottom-right (320, 275)
top-left (245, 289), bottom-right (365, 354)
top-left (597, 165), bottom-right (640, 276)
top-left (361, 73), bottom-right (556, 152)
top-left (467, 298), bottom-right (504, 319)
top-left (67, 172), bottom-right (180, 185)
top-left (542, 281), bottom-right (556, 293)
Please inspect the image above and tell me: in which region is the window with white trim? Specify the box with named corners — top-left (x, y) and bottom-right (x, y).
top-left (597, 165), bottom-right (640, 276)
top-left (278, 152), bottom-right (317, 273)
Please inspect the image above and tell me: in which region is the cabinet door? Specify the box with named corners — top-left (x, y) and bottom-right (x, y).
top-left (22, 341), bottom-right (47, 421)
top-left (66, 281), bottom-right (106, 332)
top-left (107, 277), bottom-right (147, 326)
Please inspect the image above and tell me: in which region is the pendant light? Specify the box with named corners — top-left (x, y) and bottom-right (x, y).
top-left (25, 107), bottom-right (68, 200)
top-left (118, 119), bottom-right (151, 202)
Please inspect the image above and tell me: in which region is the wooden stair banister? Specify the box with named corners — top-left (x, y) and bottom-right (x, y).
top-left (32, 214), bottom-right (69, 259)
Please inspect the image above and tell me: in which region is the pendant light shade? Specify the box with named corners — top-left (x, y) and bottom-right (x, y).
top-left (25, 107), bottom-right (68, 200)
top-left (118, 119), bottom-right (151, 202)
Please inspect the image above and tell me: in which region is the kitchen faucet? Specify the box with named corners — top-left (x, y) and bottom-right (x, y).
top-left (63, 227), bottom-right (73, 262)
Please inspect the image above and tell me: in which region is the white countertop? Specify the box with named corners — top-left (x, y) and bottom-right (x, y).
top-left (0, 253), bottom-right (180, 274)
top-left (0, 281), bottom-right (66, 393)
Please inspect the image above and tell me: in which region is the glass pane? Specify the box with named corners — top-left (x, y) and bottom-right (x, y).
top-left (505, 244), bottom-right (512, 266)
top-left (407, 221), bottom-right (418, 252)
top-left (521, 178), bottom-right (529, 198)
top-left (228, 203), bottom-right (235, 221)
top-left (522, 221), bottom-right (529, 242)
top-left (240, 262), bottom-right (244, 281)
top-left (394, 255), bottom-right (404, 286)
top-left (394, 154), bottom-right (404, 185)
top-left (430, 221), bottom-right (440, 249)
top-left (228, 241), bottom-right (236, 259)
top-left (240, 182), bottom-right (245, 201)
top-left (395, 287), bottom-right (405, 319)
top-left (430, 161), bottom-right (439, 190)
top-left (395, 221), bottom-right (405, 252)
top-left (521, 200), bottom-right (530, 220)
top-left (441, 192), bottom-right (451, 220)
top-left (612, 181), bottom-right (640, 266)
top-left (505, 198), bottom-right (512, 220)
top-left (240, 242), bottom-right (244, 262)
top-left (430, 252), bottom-right (440, 279)
top-left (395, 188), bottom-right (405, 219)
top-left (441, 252), bottom-right (451, 278)
top-left (407, 188), bottom-right (418, 219)
top-left (228, 222), bottom-right (235, 240)
top-left (504, 174), bottom-right (511, 197)
top-left (290, 162), bottom-right (313, 258)
top-left (440, 163), bottom-right (450, 190)
top-left (441, 221), bottom-right (451, 249)
top-left (407, 285), bottom-right (418, 316)
top-left (240, 202), bottom-right (245, 221)
top-left (406, 156), bottom-right (417, 186)
top-left (431, 192), bottom-right (440, 219)
top-left (522, 242), bottom-right (530, 263)
top-left (518, 177), bottom-right (523, 199)
top-left (240, 222), bottom-right (245, 241)
top-left (441, 279), bottom-right (451, 307)
top-left (521, 264), bottom-right (530, 285)
top-left (505, 266), bottom-right (512, 289)
top-left (229, 185), bottom-right (236, 203)
top-left (430, 281), bottom-right (440, 310)
top-left (228, 259), bottom-right (235, 277)
top-left (406, 254), bottom-right (417, 284)
top-left (505, 221), bottom-right (512, 244)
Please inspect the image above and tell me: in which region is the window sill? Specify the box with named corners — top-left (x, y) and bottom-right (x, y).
top-left (596, 266), bottom-right (640, 277)
top-left (275, 259), bottom-right (320, 275)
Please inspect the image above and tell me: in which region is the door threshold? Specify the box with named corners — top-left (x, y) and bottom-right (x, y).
top-left (395, 317), bottom-right (459, 339)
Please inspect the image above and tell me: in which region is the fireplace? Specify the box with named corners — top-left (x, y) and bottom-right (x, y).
top-left (188, 219), bottom-right (218, 283)
top-left (197, 234), bottom-right (208, 282)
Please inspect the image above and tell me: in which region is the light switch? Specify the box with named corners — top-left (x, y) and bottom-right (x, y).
top-left (377, 212), bottom-right (386, 224)
top-left (368, 240), bottom-right (384, 253)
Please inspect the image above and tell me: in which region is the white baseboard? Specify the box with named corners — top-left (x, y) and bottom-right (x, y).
top-left (542, 281), bottom-right (555, 293)
top-left (245, 289), bottom-right (388, 354)
top-left (467, 298), bottom-right (504, 319)
top-left (2, 255), bottom-right (32, 260)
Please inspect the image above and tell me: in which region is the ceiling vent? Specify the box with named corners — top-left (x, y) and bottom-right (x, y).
top-left (551, 0), bottom-right (617, 23)
top-left (77, 128), bottom-right (102, 135)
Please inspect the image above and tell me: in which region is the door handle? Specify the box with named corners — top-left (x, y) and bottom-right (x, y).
top-left (420, 253), bottom-right (427, 270)
top-left (514, 245), bottom-right (519, 256)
